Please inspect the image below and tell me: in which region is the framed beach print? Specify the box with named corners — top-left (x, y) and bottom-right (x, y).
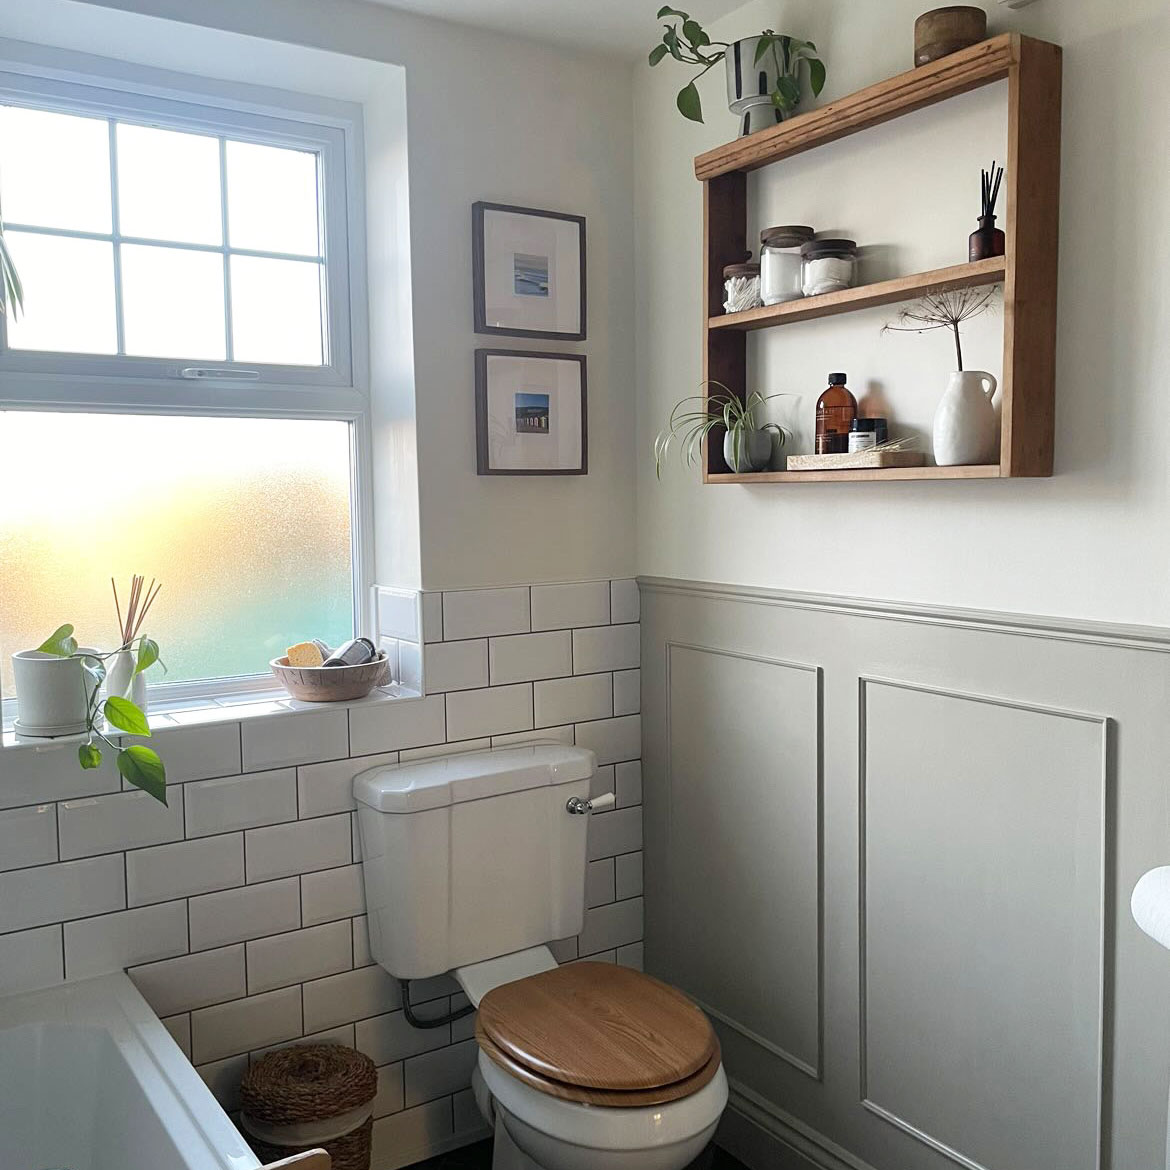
top-left (473, 202), bottom-right (586, 341)
top-left (475, 350), bottom-right (587, 476)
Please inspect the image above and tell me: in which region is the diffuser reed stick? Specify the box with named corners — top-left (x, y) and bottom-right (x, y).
top-left (112, 575), bottom-right (162, 649)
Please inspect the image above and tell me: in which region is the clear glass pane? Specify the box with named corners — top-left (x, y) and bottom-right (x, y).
top-left (121, 244), bottom-right (226, 360)
top-left (225, 140), bottom-right (320, 256)
top-left (0, 413), bottom-right (354, 697)
top-left (231, 255), bottom-right (324, 366)
top-left (0, 105), bottom-right (112, 233)
top-left (116, 123), bottom-right (223, 246)
top-left (4, 231), bottom-right (117, 354)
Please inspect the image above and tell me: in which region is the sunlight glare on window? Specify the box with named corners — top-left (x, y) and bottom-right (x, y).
top-left (0, 104), bottom-right (111, 233)
top-left (116, 123), bottom-right (223, 246)
top-left (0, 413), bottom-right (355, 698)
top-left (231, 255), bottom-right (324, 366)
top-left (121, 244), bottom-right (227, 360)
top-left (3, 233), bottom-right (118, 354)
top-left (226, 140), bottom-right (321, 257)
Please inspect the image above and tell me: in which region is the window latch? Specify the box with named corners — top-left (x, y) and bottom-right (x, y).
top-left (179, 367), bottom-right (261, 382)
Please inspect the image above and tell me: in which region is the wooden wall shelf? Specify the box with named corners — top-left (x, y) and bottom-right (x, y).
top-left (699, 33), bottom-right (1061, 484)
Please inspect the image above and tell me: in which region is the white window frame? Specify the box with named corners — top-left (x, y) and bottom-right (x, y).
top-left (0, 44), bottom-right (374, 702)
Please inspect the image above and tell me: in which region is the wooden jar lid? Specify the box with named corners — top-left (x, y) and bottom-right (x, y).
top-left (477, 962), bottom-right (717, 1092)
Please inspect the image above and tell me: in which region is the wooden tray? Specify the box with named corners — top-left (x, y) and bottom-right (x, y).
top-left (786, 450), bottom-right (927, 472)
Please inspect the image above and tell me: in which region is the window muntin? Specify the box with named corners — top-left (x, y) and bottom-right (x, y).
top-left (0, 412), bottom-right (356, 699)
top-left (0, 103), bottom-right (327, 368)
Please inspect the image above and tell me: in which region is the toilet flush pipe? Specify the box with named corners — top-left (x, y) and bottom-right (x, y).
top-left (400, 979), bottom-right (477, 1030)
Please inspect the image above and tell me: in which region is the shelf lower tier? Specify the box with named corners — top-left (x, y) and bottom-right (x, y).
top-left (706, 464), bottom-right (1003, 484)
top-left (709, 257), bottom-right (1006, 332)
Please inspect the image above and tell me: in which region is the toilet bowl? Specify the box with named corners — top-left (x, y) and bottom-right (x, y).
top-left (352, 745), bottom-right (729, 1170)
top-left (459, 956), bottom-right (727, 1170)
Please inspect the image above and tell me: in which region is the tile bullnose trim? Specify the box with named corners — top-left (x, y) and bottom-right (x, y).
top-left (637, 576), bottom-right (1170, 654)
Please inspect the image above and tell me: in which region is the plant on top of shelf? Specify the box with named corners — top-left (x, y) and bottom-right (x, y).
top-left (655, 385), bottom-right (790, 476)
top-left (648, 8), bottom-right (826, 133)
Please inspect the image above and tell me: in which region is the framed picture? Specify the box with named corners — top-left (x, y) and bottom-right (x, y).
top-left (473, 202), bottom-right (586, 341)
top-left (475, 350), bottom-right (587, 476)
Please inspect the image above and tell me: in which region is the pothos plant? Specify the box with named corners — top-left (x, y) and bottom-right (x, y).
top-left (37, 624), bottom-right (169, 804)
top-left (655, 385), bottom-right (789, 477)
top-left (649, 7), bottom-right (826, 124)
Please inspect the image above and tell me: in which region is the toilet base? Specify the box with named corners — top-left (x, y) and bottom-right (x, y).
top-left (491, 1111), bottom-right (542, 1170)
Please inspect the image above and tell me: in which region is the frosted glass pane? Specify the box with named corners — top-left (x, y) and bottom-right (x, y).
top-left (121, 244), bottom-right (226, 360)
top-left (116, 124), bottom-right (222, 245)
top-left (4, 232), bottom-right (117, 354)
top-left (0, 413), bottom-right (354, 697)
top-left (0, 105), bottom-right (111, 232)
top-left (231, 255), bottom-right (323, 366)
top-left (226, 141), bottom-right (320, 256)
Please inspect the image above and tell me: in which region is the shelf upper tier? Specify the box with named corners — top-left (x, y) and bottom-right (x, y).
top-left (694, 34), bottom-right (1020, 181)
top-left (709, 258), bottom-right (1005, 332)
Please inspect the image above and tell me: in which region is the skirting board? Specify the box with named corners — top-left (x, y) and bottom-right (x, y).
top-left (717, 1081), bottom-right (879, 1170)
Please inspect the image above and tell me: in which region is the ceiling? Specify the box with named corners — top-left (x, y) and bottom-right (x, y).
top-left (362, 0), bottom-right (746, 57)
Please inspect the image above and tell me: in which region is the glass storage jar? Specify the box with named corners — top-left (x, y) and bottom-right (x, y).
top-left (723, 259), bottom-right (763, 314)
top-left (760, 225), bottom-right (813, 305)
top-left (800, 238), bottom-right (858, 297)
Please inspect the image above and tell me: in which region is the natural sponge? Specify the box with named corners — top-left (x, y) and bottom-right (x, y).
top-left (286, 641), bottom-right (325, 667)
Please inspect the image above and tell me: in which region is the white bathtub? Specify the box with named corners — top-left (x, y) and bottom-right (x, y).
top-left (0, 972), bottom-right (260, 1170)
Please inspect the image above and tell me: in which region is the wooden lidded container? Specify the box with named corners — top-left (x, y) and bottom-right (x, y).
top-left (914, 6), bottom-right (988, 66)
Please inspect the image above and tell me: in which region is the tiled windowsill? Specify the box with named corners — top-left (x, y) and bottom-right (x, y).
top-left (1, 682), bottom-right (423, 753)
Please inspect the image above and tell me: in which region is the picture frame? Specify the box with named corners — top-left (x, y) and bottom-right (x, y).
top-left (472, 202), bottom-right (586, 341)
top-left (475, 350), bottom-right (587, 476)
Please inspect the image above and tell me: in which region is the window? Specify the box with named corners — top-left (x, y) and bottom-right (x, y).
top-left (0, 52), bottom-right (370, 702)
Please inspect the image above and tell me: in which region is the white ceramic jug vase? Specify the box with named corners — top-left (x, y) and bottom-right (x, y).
top-left (932, 370), bottom-right (998, 466)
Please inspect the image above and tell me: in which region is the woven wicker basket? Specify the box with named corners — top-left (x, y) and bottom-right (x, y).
top-left (240, 1044), bottom-right (378, 1170)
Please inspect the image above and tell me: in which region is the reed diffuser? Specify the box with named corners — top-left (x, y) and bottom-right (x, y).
top-left (106, 575), bottom-right (162, 709)
top-left (969, 160), bottom-right (1006, 261)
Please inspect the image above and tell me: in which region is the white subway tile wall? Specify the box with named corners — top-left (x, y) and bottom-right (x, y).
top-left (0, 579), bottom-right (641, 1170)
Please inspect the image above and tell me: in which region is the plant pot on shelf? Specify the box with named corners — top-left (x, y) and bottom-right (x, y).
top-left (11, 649), bottom-right (100, 737)
top-left (725, 37), bottom-right (788, 136)
top-left (723, 429), bottom-right (773, 473)
top-left (932, 371), bottom-right (999, 466)
top-left (106, 649), bottom-right (148, 714)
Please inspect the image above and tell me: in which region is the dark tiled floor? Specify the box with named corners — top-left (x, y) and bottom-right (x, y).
top-left (405, 1138), bottom-right (747, 1170)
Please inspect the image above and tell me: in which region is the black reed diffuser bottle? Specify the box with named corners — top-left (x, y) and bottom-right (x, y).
top-left (969, 160), bottom-right (1006, 261)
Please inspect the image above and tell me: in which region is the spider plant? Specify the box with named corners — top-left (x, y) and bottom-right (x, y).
top-left (0, 198), bottom-right (24, 318)
top-left (655, 384), bottom-right (789, 478)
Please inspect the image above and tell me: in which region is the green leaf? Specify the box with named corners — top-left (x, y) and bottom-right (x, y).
top-left (754, 35), bottom-right (774, 63)
top-left (772, 75), bottom-right (801, 109)
top-left (104, 695), bottom-right (151, 737)
top-left (648, 43), bottom-right (669, 67)
top-left (81, 655), bottom-right (106, 689)
top-left (676, 80), bottom-right (703, 122)
top-left (682, 19), bottom-right (704, 47)
top-left (657, 5), bottom-right (689, 18)
top-left (663, 26), bottom-right (683, 60)
top-left (117, 745), bottom-right (167, 804)
top-left (136, 637), bottom-right (160, 675)
top-left (78, 743), bottom-right (102, 770)
top-left (36, 624), bottom-right (77, 657)
top-left (808, 56), bottom-right (827, 96)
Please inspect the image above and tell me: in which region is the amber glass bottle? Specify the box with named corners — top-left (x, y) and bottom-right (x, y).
top-left (815, 373), bottom-right (858, 454)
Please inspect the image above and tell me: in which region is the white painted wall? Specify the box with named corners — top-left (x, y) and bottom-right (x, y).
top-left (634, 0), bottom-right (1170, 625)
top-left (13, 0), bottom-right (638, 592)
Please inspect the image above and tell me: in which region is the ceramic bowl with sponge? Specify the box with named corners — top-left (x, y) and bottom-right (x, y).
top-left (271, 637), bottom-right (390, 702)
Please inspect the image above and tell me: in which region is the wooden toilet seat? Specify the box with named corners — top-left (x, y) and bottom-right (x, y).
top-left (476, 962), bottom-right (721, 1108)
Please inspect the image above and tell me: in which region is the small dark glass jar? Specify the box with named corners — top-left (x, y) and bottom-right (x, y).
top-left (969, 214), bottom-right (1006, 261)
top-left (848, 417), bottom-right (889, 452)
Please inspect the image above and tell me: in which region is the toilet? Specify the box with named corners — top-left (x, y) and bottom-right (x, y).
top-left (353, 744), bottom-right (727, 1170)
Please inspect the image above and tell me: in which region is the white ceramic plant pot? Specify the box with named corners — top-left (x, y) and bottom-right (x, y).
top-left (106, 649), bottom-right (148, 714)
top-left (932, 371), bottom-right (999, 466)
top-left (723, 428), bottom-right (773, 473)
top-left (11, 649), bottom-right (100, 737)
top-left (725, 36), bottom-right (788, 136)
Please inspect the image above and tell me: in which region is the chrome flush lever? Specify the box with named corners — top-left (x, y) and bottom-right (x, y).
top-left (566, 792), bottom-right (616, 815)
